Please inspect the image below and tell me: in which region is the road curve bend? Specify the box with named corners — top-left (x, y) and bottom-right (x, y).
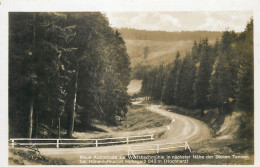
top-left (146, 105), bottom-right (211, 144)
top-left (38, 105), bottom-right (211, 164)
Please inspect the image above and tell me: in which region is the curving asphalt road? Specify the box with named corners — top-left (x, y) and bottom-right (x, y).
top-left (38, 105), bottom-right (211, 165)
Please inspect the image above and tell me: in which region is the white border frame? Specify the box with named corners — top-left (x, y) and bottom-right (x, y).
top-left (1, 0), bottom-right (259, 166)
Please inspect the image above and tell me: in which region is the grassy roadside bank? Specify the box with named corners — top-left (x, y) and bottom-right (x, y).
top-left (8, 104), bottom-right (173, 165)
top-left (74, 105), bottom-right (172, 139)
top-left (25, 104), bottom-right (171, 140)
top-left (9, 148), bottom-right (67, 165)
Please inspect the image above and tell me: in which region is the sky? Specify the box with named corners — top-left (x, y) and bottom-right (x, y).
top-left (105, 11), bottom-right (253, 32)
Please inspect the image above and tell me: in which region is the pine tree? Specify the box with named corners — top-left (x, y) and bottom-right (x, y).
top-left (162, 52), bottom-right (182, 105)
top-left (208, 37), bottom-right (236, 116)
top-left (194, 39), bottom-right (215, 116)
top-left (235, 19), bottom-right (253, 112)
top-left (9, 12), bottom-right (131, 138)
top-left (176, 52), bottom-right (196, 108)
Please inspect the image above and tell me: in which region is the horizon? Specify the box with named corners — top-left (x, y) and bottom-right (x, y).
top-left (114, 27), bottom-right (227, 33)
top-left (105, 11), bottom-right (253, 32)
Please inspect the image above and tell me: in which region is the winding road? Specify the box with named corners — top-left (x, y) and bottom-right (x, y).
top-left (38, 105), bottom-right (211, 165)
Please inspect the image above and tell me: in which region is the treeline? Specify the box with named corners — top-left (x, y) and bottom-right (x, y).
top-left (131, 63), bottom-right (153, 79)
top-left (9, 12), bottom-right (131, 138)
top-left (118, 28), bottom-right (223, 41)
top-left (141, 19), bottom-right (253, 119)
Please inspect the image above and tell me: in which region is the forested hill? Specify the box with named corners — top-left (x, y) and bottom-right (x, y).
top-left (140, 19), bottom-right (253, 140)
top-left (117, 28), bottom-right (223, 41)
top-left (9, 13), bottom-right (131, 138)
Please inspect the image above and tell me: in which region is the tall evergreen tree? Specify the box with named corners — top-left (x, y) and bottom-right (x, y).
top-left (9, 12), bottom-right (131, 138)
top-left (235, 19), bottom-right (254, 112)
top-left (176, 52), bottom-right (196, 108)
top-left (193, 39), bottom-right (216, 116)
top-left (162, 52), bottom-right (182, 105)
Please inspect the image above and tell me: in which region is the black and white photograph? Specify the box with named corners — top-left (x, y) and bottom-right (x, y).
top-left (0, 0), bottom-right (259, 166)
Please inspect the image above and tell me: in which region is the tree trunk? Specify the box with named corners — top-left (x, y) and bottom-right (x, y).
top-left (28, 13), bottom-right (36, 139)
top-left (218, 106), bottom-right (221, 118)
top-left (51, 116), bottom-right (54, 128)
top-left (66, 70), bottom-right (78, 138)
top-left (220, 104), bottom-right (224, 116)
top-left (35, 109), bottom-right (38, 138)
top-left (28, 97), bottom-right (34, 138)
top-left (200, 106), bottom-right (204, 117)
top-left (58, 117), bottom-right (61, 138)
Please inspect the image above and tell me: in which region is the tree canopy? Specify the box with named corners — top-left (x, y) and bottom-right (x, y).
top-left (9, 12), bottom-right (131, 138)
top-left (141, 19), bottom-right (253, 117)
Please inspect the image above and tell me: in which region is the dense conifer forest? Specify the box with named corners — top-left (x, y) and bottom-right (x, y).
top-left (9, 12), bottom-right (131, 138)
top-left (140, 19), bottom-right (254, 140)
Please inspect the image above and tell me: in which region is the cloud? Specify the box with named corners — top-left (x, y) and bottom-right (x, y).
top-left (106, 12), bottom-right (182, 31)
top-left (197, 11), bottom-right (253, 32)
top-left (105, 11), bottom-right (252, 32)
top-left (130, 13), bottom-right (181, 31)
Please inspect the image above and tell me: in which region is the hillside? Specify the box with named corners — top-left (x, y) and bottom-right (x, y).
top-left (118, 28), bottom-right (223, 68)
top-left (118, 28), bottom-right (223, 42)
top-left (125, 39), bottom-right (193, 67)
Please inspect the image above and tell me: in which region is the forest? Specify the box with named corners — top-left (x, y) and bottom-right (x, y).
top-left (140, 19), bottom-right (254, 140)
top-left (9, 12), bottom-right (131, 138)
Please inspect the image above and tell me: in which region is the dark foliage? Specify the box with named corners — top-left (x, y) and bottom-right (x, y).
top-left (9, 12), bottom-right (131, 138)
top-left (140, 19), bottom-right (254, 139)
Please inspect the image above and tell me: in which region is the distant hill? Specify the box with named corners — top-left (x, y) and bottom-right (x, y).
top-left (118, 28), bottom-right (223, 42)
top-left (117, 28), bottom-right (223, 68)
top-left (117, 28), bottom-right (223, 79)
top-left (124, 39), bottom-right (194, 67)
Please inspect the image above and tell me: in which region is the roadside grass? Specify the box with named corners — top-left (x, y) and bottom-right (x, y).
top-left (9, 148), bottom-right (67, 165)
top-left (73, 106), bottom-right (172, 140)
top-left (116, 107), bottom-right (171, 131)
